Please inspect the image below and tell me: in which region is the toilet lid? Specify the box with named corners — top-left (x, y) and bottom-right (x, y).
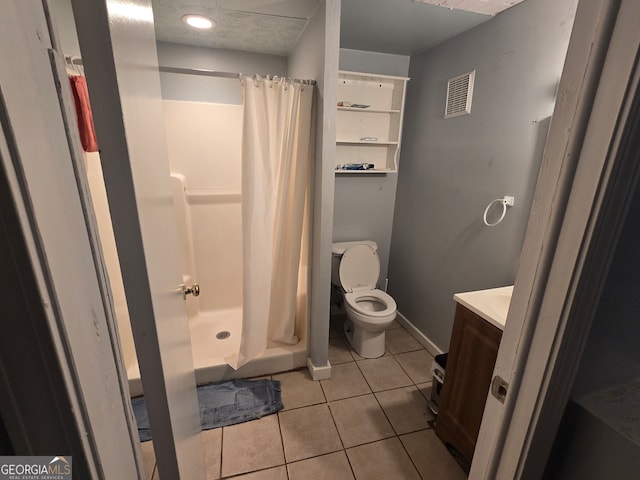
top-left (339, 244), bottom-right (380, 292)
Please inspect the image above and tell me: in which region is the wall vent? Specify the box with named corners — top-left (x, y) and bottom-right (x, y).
top-left (445, 70), bottom-right (475, 119)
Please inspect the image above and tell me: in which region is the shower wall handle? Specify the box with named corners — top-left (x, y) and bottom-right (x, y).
top-left (182, 283), bottom-right (200, 299)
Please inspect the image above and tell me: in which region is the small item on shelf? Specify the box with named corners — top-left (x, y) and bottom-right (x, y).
top-left (336, 163), bottom-right (376, 171)
top-left (360, 136), bottom-right (378, 141)
top-left (337, 101), bottom-right (370, 109)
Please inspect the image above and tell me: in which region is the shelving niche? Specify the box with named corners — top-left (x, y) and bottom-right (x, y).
top-left (336, 70), bottom-right (409, 174)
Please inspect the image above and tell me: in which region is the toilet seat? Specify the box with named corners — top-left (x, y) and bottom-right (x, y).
top-left (339, 244), bottom-right (380, 293)
top-left (339, 243), bottom-right (396, 319)
top-left (344, 289), bottom-right (397, 318)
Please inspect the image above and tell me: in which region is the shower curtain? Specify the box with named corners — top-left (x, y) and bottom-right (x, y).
top-left (229, 75), bottom-right (314, 369)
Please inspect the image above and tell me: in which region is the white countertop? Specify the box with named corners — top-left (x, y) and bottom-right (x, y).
top-left (453, 285), bottom-right (514, 331)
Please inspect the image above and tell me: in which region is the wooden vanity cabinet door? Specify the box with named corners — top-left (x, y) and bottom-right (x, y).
top-left (435, 304), bottom-right (503, 466)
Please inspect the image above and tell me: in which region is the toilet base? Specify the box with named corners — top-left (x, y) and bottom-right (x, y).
top-left (344, 318), bottom-right (386, 358)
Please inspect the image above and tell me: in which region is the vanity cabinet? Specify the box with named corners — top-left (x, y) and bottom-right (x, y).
top-left (435, 303), bottom-right (503, 467)
top-left (336, 71), bottom-right (409, 173)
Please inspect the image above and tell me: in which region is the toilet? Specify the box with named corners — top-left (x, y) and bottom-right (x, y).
top-left (331, 241), bottom-right (397, 358)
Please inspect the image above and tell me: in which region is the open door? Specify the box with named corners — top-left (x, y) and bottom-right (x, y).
top-left (471, 1), bottom-right (640, 478)
top-left (68, 0), bottom-right (204, 478)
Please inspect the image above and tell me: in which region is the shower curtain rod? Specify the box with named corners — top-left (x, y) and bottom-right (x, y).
top-left (159, 65), bottom-right (238, 78)
top-left (158, 65), bottom-right (316, 85)
top-left (64, 57), bottom-right (315, 85)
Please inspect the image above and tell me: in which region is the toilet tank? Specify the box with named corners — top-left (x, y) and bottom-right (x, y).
top-left (331, 240), bottom-right (378, 287)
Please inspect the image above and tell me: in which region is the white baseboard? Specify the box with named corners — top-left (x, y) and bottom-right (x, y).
top-left (307, 357), bottom-right (332, 380)
top-left (396, 311), bottom-right (444, 358)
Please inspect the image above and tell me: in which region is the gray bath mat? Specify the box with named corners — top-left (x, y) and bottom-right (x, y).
top-left (132, 378), bottom-right (283, 442)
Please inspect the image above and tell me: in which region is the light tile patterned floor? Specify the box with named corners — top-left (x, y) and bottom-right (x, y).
top-left (141, 316), bottom-right (467, 480)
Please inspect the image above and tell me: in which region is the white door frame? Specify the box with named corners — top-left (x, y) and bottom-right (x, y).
top-left (0, 0), bottom-right (142, 477)
top-left (471, 0), bottom-right (640, 478)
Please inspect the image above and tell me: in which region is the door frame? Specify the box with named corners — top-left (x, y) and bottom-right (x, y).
top-left (471, 0), bottom-right (640, 478)
top-left (0, 0), bottom-right (142, 477)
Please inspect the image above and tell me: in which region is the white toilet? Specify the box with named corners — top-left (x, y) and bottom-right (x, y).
top-left (331, 241), bottom-right (397, 358)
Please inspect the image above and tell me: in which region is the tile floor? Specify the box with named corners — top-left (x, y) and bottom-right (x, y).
top-left (141, 316), bottom-right (467, 480)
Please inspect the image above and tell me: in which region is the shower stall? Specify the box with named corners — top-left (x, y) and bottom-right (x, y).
top-left (87, 88), bottom-right (311, 397)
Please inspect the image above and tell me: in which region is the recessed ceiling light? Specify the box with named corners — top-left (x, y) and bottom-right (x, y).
top-left (182, 14), bottom-right (215, 30)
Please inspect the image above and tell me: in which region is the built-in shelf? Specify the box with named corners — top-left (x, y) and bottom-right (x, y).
top-left (336, 70), bottom-right (409, 174)
top-left (336, 140), bottom-right (399, 145)
top-left (337, 106), bottom-right (401, 114)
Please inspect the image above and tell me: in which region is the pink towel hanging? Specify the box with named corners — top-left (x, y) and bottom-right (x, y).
top-left (69, 75), bottom-right (99, 152)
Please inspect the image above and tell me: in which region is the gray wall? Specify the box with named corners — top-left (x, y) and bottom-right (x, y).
top-left (339, 48), bottom-right (410, 77)
top-left (156, 42), bottom-right (288, 104)
top-left (152, 2), bottom-right (342, 374)
top-left (289, 0), bottom-right (341, 373)
top-left (388, 0), bottom-right (578, 350)
top-left (334, 49), bottom-right (410, 287)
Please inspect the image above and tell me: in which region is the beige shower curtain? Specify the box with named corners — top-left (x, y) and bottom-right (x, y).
top-left (228, 75), bottom-right (313, 369)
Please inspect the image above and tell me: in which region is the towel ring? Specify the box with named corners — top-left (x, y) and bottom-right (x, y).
top-left (483, 198), bottom-right (508, 227)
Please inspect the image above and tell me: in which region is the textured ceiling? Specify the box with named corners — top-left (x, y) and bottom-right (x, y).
top-left (151, 0), bottom-right (318, 55)
top-left (151, 0), bottom-right (524, 56)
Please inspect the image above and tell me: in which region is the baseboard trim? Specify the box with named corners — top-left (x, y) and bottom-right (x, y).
top-left (307, 357), bottom-right (332, 380)
top-left (396, 311), bottom-right (444, 358)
